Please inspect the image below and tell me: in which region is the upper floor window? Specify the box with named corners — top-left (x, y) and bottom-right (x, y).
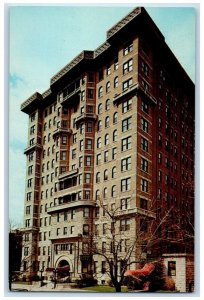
top-left (123, 41), bottom-right (133, 56)
top-left (113, 130), bottom-right (117, 142)
top-left (106, 81), bottom-right (111, 93)
top-left (114, 57), bottom-right (118, 70)
top-left (122, 99), bottom-right (132, 113)
top-left (122, 117), bottom-right (132, 132)
top-left (123, 59), bottom-right (133, 74)
top-left (112, 166), bottom-right (116, 178)
top-left (98, 103), bottom-right (102, 115)
top-left (105, 99), bottom-right (110, 111)
top-left (98, 120), bottom-right (102, 131)
top-left (121, 177), bottom-right (131, 192)
top-left (141, 100), bottom-right (149, 114)
top-left (141, 61), bottom-right (149, 76)
top-left (98, 69), bottom-right (104, 81)
top-left (121, 136), bottom-right (131, 151)
top-left (97, 137), bottom-right (102, 149)
top-left (106, 65), bottom-right (111, 76)
top-left (104, 134), bottom-right (109, 146)
top-left (141, 118), bottom-right (149, 133)
top-left (98, 86), bottom-right (103, 98)
top-left (114, 76), bottom-right (119, 88)
top-left (112, 113), bottom-right (117, 125)
top-left (123, 78), bottom-right (133, 91)
top-left (105, 116), bottom-right (110, 128)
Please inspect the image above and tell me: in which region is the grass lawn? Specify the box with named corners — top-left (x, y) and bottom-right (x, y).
top-left (81, 285), bottom-right (128, 292)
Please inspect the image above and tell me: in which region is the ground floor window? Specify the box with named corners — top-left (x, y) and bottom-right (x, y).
top-left (168, 261), bottom-right (176, 276)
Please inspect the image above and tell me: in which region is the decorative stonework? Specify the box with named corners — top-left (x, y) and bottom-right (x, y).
top-left (51, 51), bottom-right (94, 85)
top-left (107, 7), bottom-right (141, 40)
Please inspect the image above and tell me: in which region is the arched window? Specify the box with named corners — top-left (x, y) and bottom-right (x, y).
top-left (114, 76), bottom-right (119, 88)
top-left (111, 185), bottom-right (116, 197)
top-left (47, 161), bottom-right (50, 170)
top-left (44, 123), bottom-right (47, 131)
top-left (113, 129), bottom-right (117, 142)
top-left (96, 189), bottom-right (100, 200)
top-left (103, 187), bottom-right (107, 198)
top-left (53, 116), bottom-right (56, 126)
top-left (112, 166), bottom-right (116, 178)
top-left (105, 116), bottom-right (110, 128)
top-left (105, 99), bottom-right (110, 111)
top-left (104, 169), bottom-right (108, 181)
top-left (43, 150), bottom-right (46, 158)
top-left (98, 103), bottom-right (102, 115)
top-left (113, 112), bottom-right (118, 124)
top-left (48, 133), bottom-right (51, 142)
top-left (51, 159), bottom-right (55, 168)
top-left (104, 134), bottom-right (109, 145)
top-left (98, 120), bottom-right (102, 131)
top-left (47, 147), bottom-right (50, 156)
top-left (42, 163), bottom-right (45, 173)
top-left (52, 144), bottom-right (55, 154)
top-left (97, 137), bottom-right (102, 148)
top-left (106, 81), bottom-right (111, 93)
top-left (96, 172), bottom-right (100, 183)
top-left (50, 188), bottom-right (53, 196)
top-left (41, 191), bottom-right (44, 200)
top-left (98, 86), bottom-right (103, 98)
top-left (45, 204), bottom-right (48, 212)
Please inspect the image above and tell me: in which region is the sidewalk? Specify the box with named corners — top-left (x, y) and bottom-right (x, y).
top-left (11, 282), bottom-right (90, 292)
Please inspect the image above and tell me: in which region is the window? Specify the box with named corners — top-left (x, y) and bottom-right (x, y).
top-left (30, 112), bottom-right (36, 122)
top-left (81, 90), bottom-right (85, 101)
top-left (24, 247), bottom-right (29, 256)
top-left (113, 112), bottom-right (118, 124)
top-left (102, 242), bottom-right (106, 253)
top-left (104, 134), bottom-right (109, 145)
top-left (96, 153), bottom-right (101, 165)
top-left (141, 179), bottom-right (148, 192)
top-left (111, 185), bottom-right (116, 197)
top-left (106, 81), bottom-right (111, 93)
top-left (86, 139), bottom-right (92, 149)
top-left (123, 59), bottom-right (133, 74)
top-left (103, 188), bottom-right (107, 199)
top-left (106, 64), bottom-right (111, 75)
top-left (87, 122), bottom-right (93, 132)
top-left (121, 198), bottom-right (130, 210)
top-left (120, 219), bottom-right (130, 231)
top-left (140, 198), bottom-right (148, 210)
top-left (105, 99), bottom-right (110, 111)
top-left (112, 166), bottom-right (116, 178)
top-left (83, 225), bottom-right (89, 236)
top-left (168, 261), bottom-right (176, 276)
top-left (123, 41), bottom-right (133, 55)
top-left (26, 206), bottom-right (31, 215)
top-left (80, 139), bottom-right (84, 151)
top-left (121, 136), bottom-right (131, 151)
top-left (98, 120), bottom-right (102, 131)
top-left (112, 147), bottom-right (117, 160)
top-left (141, 118), bottom-right (149, 133)
top-left (83, 207), bottom-right (89, 218)
top-left (85, 156), bottom-right (91, 166)
top-left (121, 156), bottom-right (131, 171)
top-left (56, 151), bottom-right (59, 161)
top-left (97, 137), bottom-right (101, 149)
top-left (88, 89), bottom-right (94, 99)
top-left (28, 152), bottom-right (34, 161)
top-left (104, 169), bottom-right (108, 181)
top-left (98, 86), bottom-right (103, 98)
top-left (141, 100), bottom-right (149, 113)
top-left (27, 179), bottom-right (32, 188)
top-left (141, 137), bottom-right (148, 151)
top-left (114, 57), bottom-right (118, 70)
top-left (141, 61), bottom-right (149, 76)
top-left (123, 78), bottom-right (133, 91)
top-left (113, 130), bottom-right (117, 142)
top-left (62, 135), bottom-right (67, 145)
top-left (105, 116), bottom-right (110, 128)
top-left (104, 150), bottom-right (109, 162)
top-left (158, 170), bottom-right (162, 182)
top-left (96, 172), bottom-right (100, 183)
top-left (85, 173), bottom-right (91, 184)
top-left (52, 145), bottom-right (55, 154)
top-left (61, 151), bottom-right (67, 161)
top-left (25, 219), bottom-right (30, 227)
top-left (141, 158), bottom-right (148, 172)
top-left (85, 190), bottom-right (91, 200)
top-left (121, 177), bottom-right (131, 192)
top-left (72, 149), bottom-right (76, 159)
top-left (95, 190), bottom-right (100, 200)
top-left (27, 192), bottom-right (32, 201)
top-left (122, 99), bottom-right (132, 113)
top-left (122, 117), bottom-right (132, 132)
top-left (30, 125), bottom-right (35, 135)
top-left (114, 76), bottom-right (119, 88)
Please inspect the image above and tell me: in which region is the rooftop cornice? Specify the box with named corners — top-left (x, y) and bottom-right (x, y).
top-left (94, 41), bottom-right (111, 58)
top-left (42, 88), bottom-right (52, 99)
top-left (50, 50), bottom-right (94, 86)
top-left (107, 7), bottom-right (142, 40)
top-left (21, 92), bottom-right (42, 114)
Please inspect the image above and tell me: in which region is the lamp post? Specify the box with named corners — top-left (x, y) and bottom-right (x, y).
top-left (53, 268), bottom-right (57, 289)
top-left (40, 269), bottom-right (43, 287)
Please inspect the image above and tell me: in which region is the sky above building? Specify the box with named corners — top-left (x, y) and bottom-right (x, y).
top-left (8, 5), bottom-right (196, 226)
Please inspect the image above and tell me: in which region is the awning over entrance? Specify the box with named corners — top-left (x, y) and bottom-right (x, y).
top-left (124, 263), bottom-right (155, 277)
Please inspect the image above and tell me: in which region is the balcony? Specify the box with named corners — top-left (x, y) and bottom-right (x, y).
top-left (47, 199), bottom-right (95, 214)
top-left (76, 113), bottom-right (98, 125)
top-left (24, 143), bottom-right (42, 155)
top-left (60, 86), bottom-right (81, 105)
top-left (56, 186), bottom-right (81, 197)
top-left (59, 168), bottom-right (79, 181)
top-left (53, 127), bottom-right (72, 138)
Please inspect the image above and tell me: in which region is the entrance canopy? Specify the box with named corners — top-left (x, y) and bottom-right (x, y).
top-left (124, 263), bottom-right (155, 277)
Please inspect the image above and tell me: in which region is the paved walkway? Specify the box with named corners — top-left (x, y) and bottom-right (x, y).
top-left (11, 283), bottom-right (90, 293)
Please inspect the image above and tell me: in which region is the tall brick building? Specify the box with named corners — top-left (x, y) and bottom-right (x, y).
top-left (20, 7), bottom-right (194, 291)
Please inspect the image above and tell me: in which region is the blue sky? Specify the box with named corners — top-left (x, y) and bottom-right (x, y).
top-left (9, 5), bottom-right (196, 226)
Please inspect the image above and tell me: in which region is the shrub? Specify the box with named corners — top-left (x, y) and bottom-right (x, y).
top-left (163, 276), bottom-right (175, 291)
